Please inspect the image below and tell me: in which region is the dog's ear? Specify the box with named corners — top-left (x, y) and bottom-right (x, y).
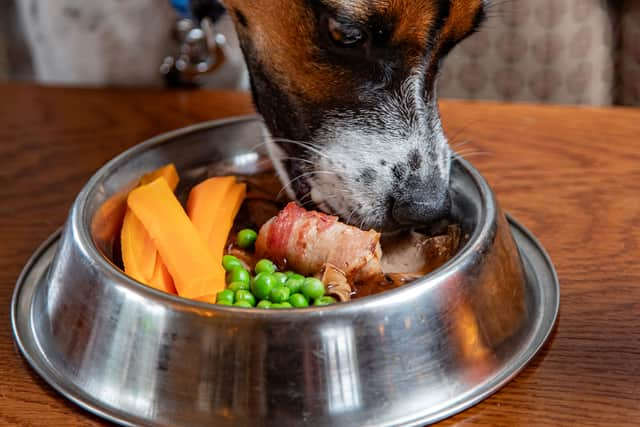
top-left (222, 1), bottom-right (249, 30)
top-left (436, 0), bottom-right (486, 57)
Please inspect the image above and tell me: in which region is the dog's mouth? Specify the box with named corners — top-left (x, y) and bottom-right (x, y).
top-left (267, 136), bottom-right (452, 233)
top-left (283, 167), bottom-right (450, 234)
top-left (267, 138), bottom-right (375, 228)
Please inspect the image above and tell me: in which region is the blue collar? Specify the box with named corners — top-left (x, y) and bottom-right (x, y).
top-left (170, 0), bottom-right (226, 22)
top-left (170, 0), bottom-right (191, 17)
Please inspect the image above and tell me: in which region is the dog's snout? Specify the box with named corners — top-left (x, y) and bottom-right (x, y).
top-left (391, 176), bottom-right (450, 226)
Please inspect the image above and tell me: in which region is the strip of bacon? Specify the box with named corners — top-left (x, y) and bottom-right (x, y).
top-left (255, 202), bottom-right (383, 282)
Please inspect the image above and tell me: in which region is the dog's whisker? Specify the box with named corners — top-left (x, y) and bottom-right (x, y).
top-left (345, 205), bottom-right (359, 226)
top-left (358, 215), bottom-right (367, 231)
top-left (277, 170), bottom-right (338, 199)
top-left (299, 191), bottom-right (345, 211)
top-left (452, 151), bottom-right (489, 159)
top-left (454, 148), bottom-right (493, 156)
top-left (299, 189), bottom-right (343, 205)
top-left (247, 139), bottom-right (270, 153)
top-left (449, 140), bottom-right (475, 150)
top-left (274, 140), bottom-right (328, 157)
top-left (456, 152), bottom-right (494, 159)
top-left (297, 190), bottom-right (313, 203)
top-left (298, 191), bottom-right (314, 208)
top-left (446, 119), bottom-right (484, 145)
top-left (279, 156), bottom-right (316, 166)
top-left (451, 150), bottom-right (494, 161)
top-left (271, 137), bottom-right (331, 160)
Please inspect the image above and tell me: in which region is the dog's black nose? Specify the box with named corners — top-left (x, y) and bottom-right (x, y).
top-left (391, 176), bottom-right (450, 226)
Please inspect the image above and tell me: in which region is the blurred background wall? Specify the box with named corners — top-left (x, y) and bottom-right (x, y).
top-left (1, 0), bottom-right (638, 105)
top-left (619, 1), bottom-right (640, 105)
top-left (443, 0), bottom-right (616, 104)
top-left (442, 0), bottom-right (639, 105)
top-left (1, 0), bottom-right (33, 82)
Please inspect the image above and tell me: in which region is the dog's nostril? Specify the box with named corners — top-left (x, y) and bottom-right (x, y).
top-left (391, 188), bottom-right (450, 226)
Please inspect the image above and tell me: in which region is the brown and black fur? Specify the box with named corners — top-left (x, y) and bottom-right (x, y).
top-left (225, 0), bottom-right (487, 231)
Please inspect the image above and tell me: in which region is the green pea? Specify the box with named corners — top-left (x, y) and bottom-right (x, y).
top-left (302, 278), bottom-right (325, 301)
top-left (273, 272), bottom-right (288, 285)
top-left (284, 271), bottom-right (296, 278)
top-left (257, 300), bottom-right (273, 309)
top-left (216, 289), bottom-right (235, 304)
top-left (255, 259), bottom-right (277, 275)
top-left (313, 296), bottom-right (337, 306)
top-left (228, 281), bottom-right (250, 292)
top-left (227, 267), bottom-right (251, 285)
top-left (222, 255), bottom-right (243, 272)
top-left (251, 273), bottom-right (275, 300)
top-left (235, 290), bottom-right (256, 306)
top-left (216, 300), bottom-right (233, 306)
top-left (237, 229), bottom-right (258, 249)
top-left (270, 286), bottom-right (291, 303)
top-left (272, 302), bottom-right (293, 309)
top-left (285, 276), bottom-right (305, 294)
top-left (234, 301), bottom-right (253, 308)
top-left (289, 293), bottom-right (309, 308)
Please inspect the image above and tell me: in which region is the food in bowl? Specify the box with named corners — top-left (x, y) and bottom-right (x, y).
top-left (114, 163), bottom-right (464, 308)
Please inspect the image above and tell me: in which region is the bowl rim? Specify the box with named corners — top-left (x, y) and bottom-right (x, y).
top-left (71, 115), bottom-right (497, 317)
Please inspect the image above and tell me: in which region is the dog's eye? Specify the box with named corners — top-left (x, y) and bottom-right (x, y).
top-left (327, 17), bottom-right (367, 48)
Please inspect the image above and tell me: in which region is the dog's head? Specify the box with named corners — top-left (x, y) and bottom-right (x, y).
top-left (225, 0), bottom-right (487, 231)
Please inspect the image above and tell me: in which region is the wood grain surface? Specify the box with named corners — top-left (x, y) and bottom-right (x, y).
top-left (1, 83), bottom-right (638, 426)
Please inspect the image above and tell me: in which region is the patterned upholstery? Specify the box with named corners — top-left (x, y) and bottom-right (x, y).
top-left (438, 0), bottom-right (622, 105)
top-left (0, 3), bottom-right (11, 80)
top-left (618, 1), bottom-right (640, 105)
top-left (0, 33), bottom-right (7, 81)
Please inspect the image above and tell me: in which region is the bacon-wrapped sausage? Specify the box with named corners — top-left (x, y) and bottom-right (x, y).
top-left (255, 202), bottom-right (383, 282)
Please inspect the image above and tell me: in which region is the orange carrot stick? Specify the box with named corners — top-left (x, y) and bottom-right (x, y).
top-left (121, 209), bottom-right (157, 283)
top-left (127, 177), bottom-right (226, 299)
top-left (186, 177), bottom-right (246, 259)
top-left (207, 183), bottom-right (246, 258)
top-left (150, 256), bottom-right (177, 294)
top-left (139, 163), bottom-right (179, 189)
top-left (187, 176), bottom-right (236, 244)
top-left (121, 164), bottom-right (180, 294)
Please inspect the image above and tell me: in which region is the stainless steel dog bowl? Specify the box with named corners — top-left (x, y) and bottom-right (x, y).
top-left (12, 116), bottom-right (559, 427)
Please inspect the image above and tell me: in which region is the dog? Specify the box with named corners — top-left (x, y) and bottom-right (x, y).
top-left (18, 0), bottom-right (487, 231)
top-left (222, 0), bottom-right (488, 231)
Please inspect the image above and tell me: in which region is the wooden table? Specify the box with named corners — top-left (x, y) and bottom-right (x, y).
top-left (1, 83), bottom-right (638, 426)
